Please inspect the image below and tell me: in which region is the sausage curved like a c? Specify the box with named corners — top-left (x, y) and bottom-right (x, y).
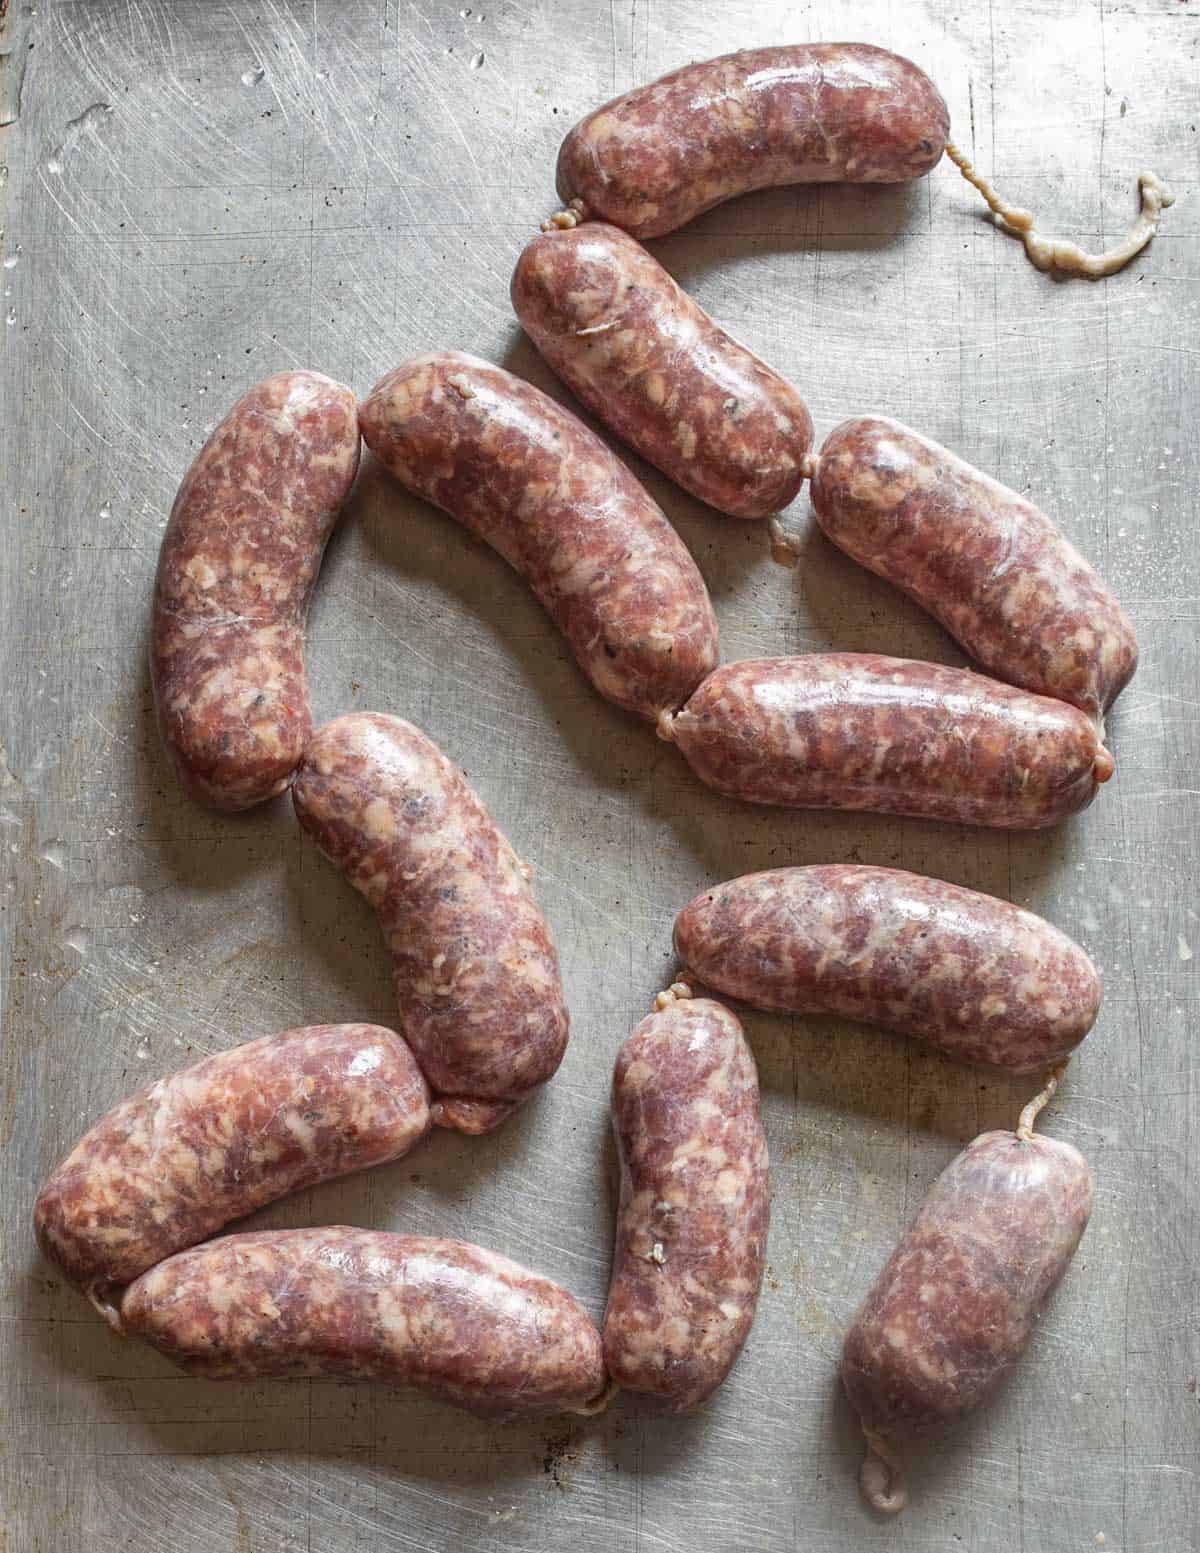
top-left (151, 371), bottom-right (360, 810)
top-left (291, 712), bottom-right (569, 1133)
top-left (553, 44), bottom-right (949, 239)
top-left (359, 351), bottom-right (717, 722)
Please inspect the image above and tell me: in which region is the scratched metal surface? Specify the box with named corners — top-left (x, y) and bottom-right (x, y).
top-left (1, 1), bottom-right (1197, 1549)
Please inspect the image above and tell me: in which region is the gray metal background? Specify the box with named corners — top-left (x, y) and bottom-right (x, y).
top-left (2, 2), bottom-right (1197, 1549)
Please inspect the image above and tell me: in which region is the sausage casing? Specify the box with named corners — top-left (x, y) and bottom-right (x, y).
top-left (669, 655), bottom-right (1113, 830)
top-left (150, 371), bottom-right (360, 810)
top-left (603, 997), bottom-right (769, 1411)
top-left (674, 866), bottom-right (1100, 1074)
top-left (121, 1227), bottom-right (609, 1420)
top-left (358, 352), bottom-right (718, 721)
top-left (512, 223), bottom-right (813, 519)
top-left (842, 1128), bottom-right (1092, 1511)
top-left (810, 416), bottom-right (1138, 717)
top-left (555, 44), bottom-right (949, 239)
top-left (33, 1024), bottom-right (430, 1309)
top-left (291, 713), bottom-right (568, 1134)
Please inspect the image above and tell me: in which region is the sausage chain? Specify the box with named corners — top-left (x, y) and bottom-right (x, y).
top-left (38, 34), bottom-right (1136, 1476)
top-left (150, 371), bottom-right (360, 811)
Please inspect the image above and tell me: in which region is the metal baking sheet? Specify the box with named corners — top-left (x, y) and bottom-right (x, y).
top-left (2, 2), bottom-right (1197, 1549)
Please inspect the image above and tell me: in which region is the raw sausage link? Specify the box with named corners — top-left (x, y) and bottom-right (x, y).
top-left (512, 223), bottom-right (813, 519)
top-left (358, 352), bottom-right (718, 721)
top-left (151, 372), bottom-right (360, 810)
top-left (33, 1024), bottom-right (430, 1316)
top-left (291, 713), bottom-right (568, 1134)
top-left (121, 1227), bottom-right (609, 1421)
top-left (810, 416), bottom-right (1138, 718)
top-left (604, 996), bottom-right (769, 1411)
top-left (668, 654), bottom-right (1113, 830)
top-left (842, 1115), bottom-right (1092, 1513)
top-left (555, 44), bottom-right (949, 239)
top-left (674, 866), bottom-right (1101, 1074)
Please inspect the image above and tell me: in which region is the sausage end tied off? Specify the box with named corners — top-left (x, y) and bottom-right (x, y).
top-left (555, 44), bottom-right (949, 239)
top-left (810, 416), bottom-right (1138, 717)
top-left (291, 713), bottom-right (568, 1132)
top-left (841, 1127), bottom-right (1092, 1513)
top-left (669, 655), bottom-right (1114, 830)
top-left (512, 223), bottom-right (813, 520)
top-left (674, 865), bottom-right (1101, 1074)
top-left (151, 371), bottom-right (360, 811)
top-left (358, 351), bottom-right (718, 721)
top-left (33, 1024), bottom-right (430, 1312)
top-left (604, 997), bottom-right (769, 1411)
top-left (121, 1227), bottom-right (609, 1420)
